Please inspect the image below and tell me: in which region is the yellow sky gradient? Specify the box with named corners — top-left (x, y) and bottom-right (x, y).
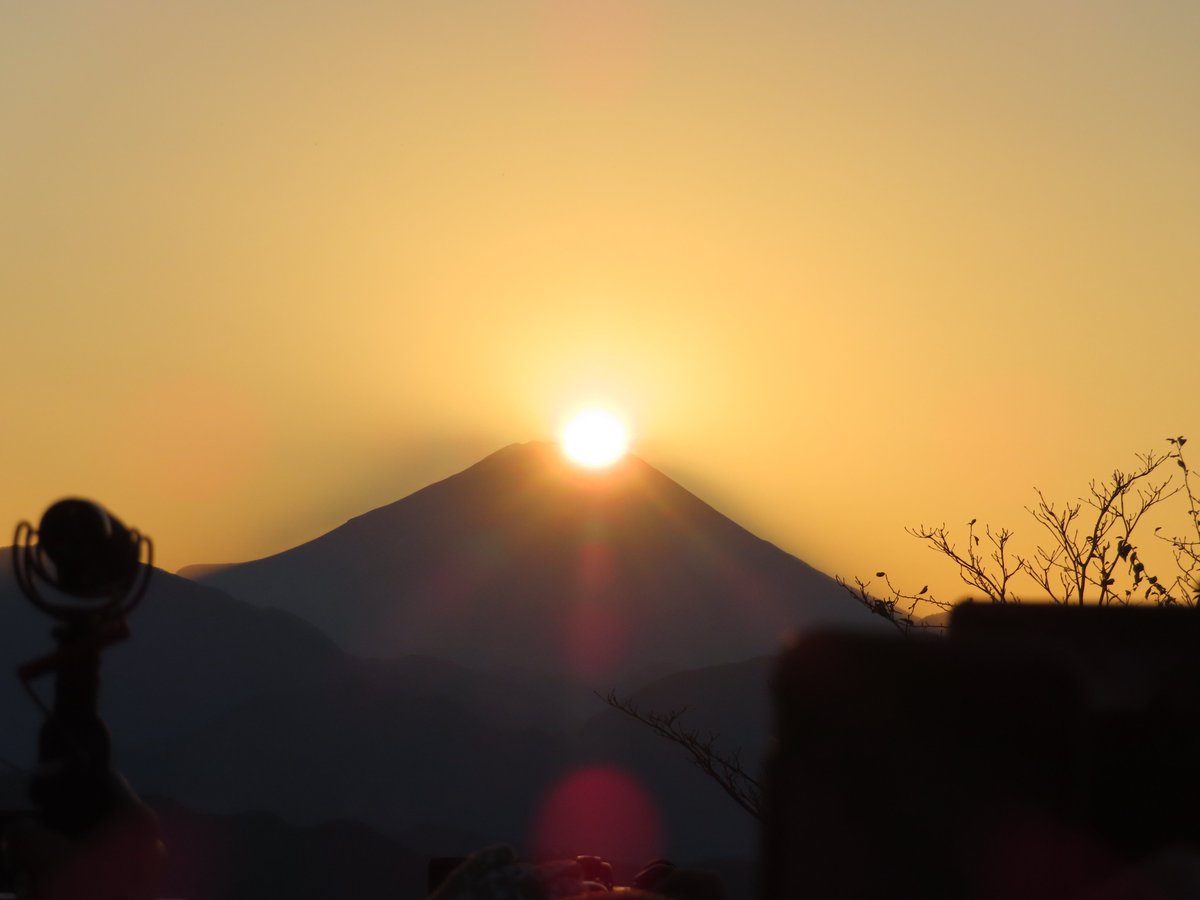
top-left (3, 1), bottom-right (1198, 604)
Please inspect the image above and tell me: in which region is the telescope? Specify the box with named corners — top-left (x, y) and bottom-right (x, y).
top-left (6, 499), bottom-right (162, 899)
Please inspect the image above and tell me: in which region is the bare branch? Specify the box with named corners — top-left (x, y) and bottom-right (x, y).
top-left (600, 690), bottom-right (764, 822)
top-left (1025, 451), bottom-right (1176, 605)
top-left (835, 574), bottom-right (950, 637)
top-left (1149, 439), bottom-right (1200, 604)
top-left (852, 440), bottom-right (1192, 622)
top-left (904, 521), bottom-right (1024, 603)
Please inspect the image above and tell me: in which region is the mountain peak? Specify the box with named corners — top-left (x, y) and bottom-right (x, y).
top-left (441, 438), bottom-right (641, 484)
top-left (186, 443), bottom-right (881, 679)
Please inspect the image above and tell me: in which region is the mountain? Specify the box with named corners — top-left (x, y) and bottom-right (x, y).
top-left (1, 447), bottom-right (874, 890)
top-left (0, 554), bottom-right (574, 832)
top-left (0, 557), bottom-right (633, 853)
top-left (0, 550), bottom-right (774, 883)
top-left (151, 799), bottom-right (426, 900)
top-left (116, 654), bottom-right (775, 862)
top-left (4, 791), bottom-right (427, 900)
top-left (0, 553), bottom-right (344, 768)
top-left (573, 656), bottom-right (777, 861)
top-left (183, 442), bottom-right (879, 681)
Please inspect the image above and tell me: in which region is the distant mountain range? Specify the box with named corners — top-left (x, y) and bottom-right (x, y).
top-left (183, 442), bottom-right (878, 681)
top-left (0, 563), bottom-right (577, 849)
top-left (152, 798), bottom-right (426, 900)
top-left (0, 555), bottom-right (344, 768)
top-left (0, 558), bottom-right (770, 862)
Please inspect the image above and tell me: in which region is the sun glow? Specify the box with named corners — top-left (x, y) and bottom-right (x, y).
top-left (560, 409), bottom-right (630, 469)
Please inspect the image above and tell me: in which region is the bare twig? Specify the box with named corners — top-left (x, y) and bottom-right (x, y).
top-left (1025, 451), bottom-right (1176, 605)
top-left (906, 521), bottom-right (1024, 603)
top-left (1150, 438), bottom-right (1200, 604)
top-left (600, 690), bottom-right (764, 822)
top-left (835, 574), bottom-right (950, 636)
top-left (841, 439), bottom-right (1196, 633)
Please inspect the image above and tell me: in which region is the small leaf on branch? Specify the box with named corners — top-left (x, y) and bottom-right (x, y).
top-left (875, 571), bottom-right (886, 578)
top-left (918, 585), bottom-right (928, 594)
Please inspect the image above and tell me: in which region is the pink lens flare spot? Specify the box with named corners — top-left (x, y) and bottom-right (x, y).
top-left (532, 765), bottom-right (665, 866)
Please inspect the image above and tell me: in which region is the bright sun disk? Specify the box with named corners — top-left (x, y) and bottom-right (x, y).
top-left (560, 409), bottom-right (630, 469)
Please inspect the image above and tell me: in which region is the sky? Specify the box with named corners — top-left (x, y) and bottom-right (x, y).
top-left (3, 1), bottom-right (1198, 604)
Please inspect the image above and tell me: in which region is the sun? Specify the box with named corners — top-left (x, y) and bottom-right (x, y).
top-left (560, 409), bottom-right (631, 469)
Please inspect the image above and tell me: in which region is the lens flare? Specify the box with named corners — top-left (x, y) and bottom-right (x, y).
top-left (532, 766), bottom-right (665, 864)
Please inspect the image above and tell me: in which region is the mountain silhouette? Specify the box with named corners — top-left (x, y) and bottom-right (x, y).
top-left (0, 543), bottom-right (781, 883)
top-left (150, 798), bottom-right (425, 900)
top-left (0, 557), bottom-right (613, 858)
top-left (1, 447), bottom-right (877, 889)
top-left (0, 553), bottom-right (343, 768)
top-left (0, 557), bottom-right (618, 855)
top-left (116, 652), bottom-right (772, 860)
top-left (574, 655), bottom-right (776, 861)
top-left (183, 442), bottom-right (879, 681)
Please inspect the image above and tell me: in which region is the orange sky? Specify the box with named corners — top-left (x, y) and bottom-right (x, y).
top-left (3, 1), bottom-right (1198, 604)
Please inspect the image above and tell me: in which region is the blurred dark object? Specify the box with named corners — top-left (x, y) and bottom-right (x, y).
top-left (427, 845), bottom-right (586, 900)
top-left (430, 848), bottom-right (724, 900)
top-left (951, 604), bottom-right (1200, 859)
top-left (760, 604), bottom-right (1200, 900)
top-left (13, 498), bottom-right (151, 623)
top-left (632, 859), bottom-right (676, 892)
top-left (429, 856), bottom-right (469, 895)
top-left (575, 855), bottom-right (614, 890)
top-left (5, 499), bottom-right (162, 899)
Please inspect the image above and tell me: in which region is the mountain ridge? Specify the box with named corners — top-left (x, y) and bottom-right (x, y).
top-left (0, 543), bottom-right (778, 867)
top-left (184, 441), bottom-right (880, 678)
